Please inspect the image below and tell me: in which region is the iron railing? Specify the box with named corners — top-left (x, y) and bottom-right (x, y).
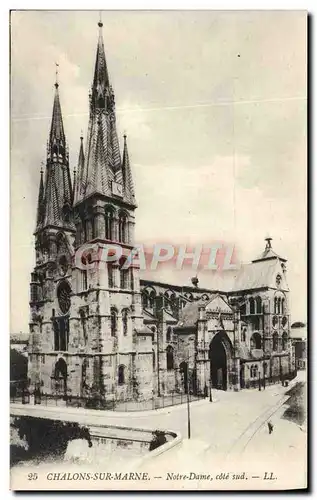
top-left (10, 388), bottom-right (205, 411)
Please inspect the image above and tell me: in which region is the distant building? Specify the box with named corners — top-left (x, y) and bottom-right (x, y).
top-left (10, 333), bottom-right (29, 356)
top-left (290, 323), bottom-right (307, 370)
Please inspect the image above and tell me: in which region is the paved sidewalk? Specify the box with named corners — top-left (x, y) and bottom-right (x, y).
top-left (11, 372), bottom-right (306, 462)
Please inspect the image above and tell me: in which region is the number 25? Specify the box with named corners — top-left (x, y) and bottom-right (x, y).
top-left (27, 473), bottom-right (38, 480)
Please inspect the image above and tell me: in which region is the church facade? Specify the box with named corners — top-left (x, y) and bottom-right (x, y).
top-left (28, 22), bottom-right (293, 404)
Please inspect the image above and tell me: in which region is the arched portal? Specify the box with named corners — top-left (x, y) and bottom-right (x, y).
top-left (209, 332), bottom-right (232, 391)
top-left (53, 357), bottom-right (67, 396)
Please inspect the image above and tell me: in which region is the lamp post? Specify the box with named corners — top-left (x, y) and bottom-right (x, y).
top-left (186, 364), bottom-right (191, 439)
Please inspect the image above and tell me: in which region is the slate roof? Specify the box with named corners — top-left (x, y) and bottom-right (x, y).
top-left (178, 299), bottom-right (212, 327)
top-left (252, 247), bottom-right (286, 263)
top-left (135, 326), bottom-right (153, 336)
top-left (231, 260), bottom-right (279, 291)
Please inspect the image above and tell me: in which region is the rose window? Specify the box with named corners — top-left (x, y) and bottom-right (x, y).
top-left (57, 281), bottom-right (71, 314)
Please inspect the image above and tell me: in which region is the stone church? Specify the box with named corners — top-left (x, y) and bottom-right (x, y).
top-left (28, 21), bottom-right (293, 403)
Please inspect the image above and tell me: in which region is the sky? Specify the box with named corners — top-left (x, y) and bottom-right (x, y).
top-left (10, 10), bottom-right (307, 332)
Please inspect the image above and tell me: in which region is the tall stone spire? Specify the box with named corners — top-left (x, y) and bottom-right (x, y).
top-left (74, 21), bottom-right (135, 207)
top-left (40, 79), bottom-right (74, 230)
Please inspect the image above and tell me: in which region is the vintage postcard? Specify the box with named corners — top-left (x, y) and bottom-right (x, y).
top-left (10, 10), bottom-right (307, 491)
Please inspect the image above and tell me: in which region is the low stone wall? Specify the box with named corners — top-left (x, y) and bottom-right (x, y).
top-left (10, 414), bottom-right (178, 467)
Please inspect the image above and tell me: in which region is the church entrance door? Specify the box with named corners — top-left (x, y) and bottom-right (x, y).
top-left (209, 334), bottom-right (228, 391)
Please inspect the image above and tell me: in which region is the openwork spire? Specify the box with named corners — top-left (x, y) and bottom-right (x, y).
top-left (74, 21), bottom-right (135, 207)
top-left (91, 19), bottom-right (111, 111)
top-left (38, 80), bottom-right (74, 231)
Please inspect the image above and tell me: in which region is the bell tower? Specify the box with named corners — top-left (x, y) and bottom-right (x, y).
top-left (29, 74), bottom-right (75, 393)
top-left (70, 20), bottom-right (152, 402)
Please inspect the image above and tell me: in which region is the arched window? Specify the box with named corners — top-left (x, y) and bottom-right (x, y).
top-left (282, 332), bottom-right (288, 351)
top-left (274, 297), bottom-right (278, 314)
top-left (256, 297), bottom-right (262, 314)
top-left (142, 292), bottom-right (149, 309)
top-left (164, 291), bottom-right (172, 310)
top-left (273, 332), bottom-right (279, 351)
top-left (166, 346), bottom-right (174, 371)
top-left (122, 309), bottom-right (128, 336)
top-left (108, 263), bottom-right (114, 288)
top-left (105, 208), bottom-right (114, 240)
top-left (250, 332), bottom-right (262, 350)
top-left (118, 213), bottom-right (128, 243)
top-left (241, 327), bottom-right (246, 342)
top-left (281, 298), bottom-right (285, 314)
top-left (277, 298), bottom-right (281, 314)
top-left (166, 326), bottom-right (172, 342)
top-left (118, 365), bottom-right (125, 385)
top-left (149, 290), bottom-right (156, 309)
top-left (111, 308), bottom-right (117, 337)
top-left (240, 302), bottom-right (246, 316)
top-left (54, 357), bottom-right (67, 380)
top-left (249, 297), bottom-right (255, 315)
top-left (120, 268), bottom-right (129, 289)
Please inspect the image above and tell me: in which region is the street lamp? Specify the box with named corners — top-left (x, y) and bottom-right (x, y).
top-left (186, 364), bottom-right (191, 439)
top-left (180, 354), bottom-right (197, 440)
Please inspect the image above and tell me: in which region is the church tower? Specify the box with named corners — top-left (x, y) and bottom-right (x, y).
top-left (71, 20), bottom-right (153, 403)
top-left (29, 20), bottom-right (153, 403)
top-left (29, 76), bottom-right (76, 393)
